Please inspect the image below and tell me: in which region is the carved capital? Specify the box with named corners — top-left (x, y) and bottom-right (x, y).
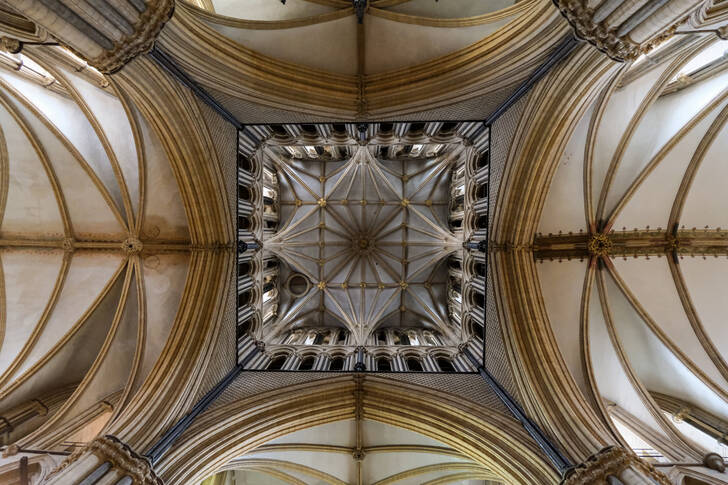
top-left (87, 435), bottom-right (162, 485)
top-left (0, 36), bottom-right (22, 54)
top-left (561, 447), bottom-right (670, 485)
top-left (92, 0), bottom-right (174, 74)
top-left (552, 0), bottom-right (683, 61)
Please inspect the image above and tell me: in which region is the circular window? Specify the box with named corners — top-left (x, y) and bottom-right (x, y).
top-left (285, 273), bottom-right (311, 298)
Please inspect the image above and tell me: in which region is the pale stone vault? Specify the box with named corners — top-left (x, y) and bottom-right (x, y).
top-left (0, 1), bottom-right (728, 485)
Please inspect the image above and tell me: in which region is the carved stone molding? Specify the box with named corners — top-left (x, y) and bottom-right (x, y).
top-left (87, 435), bottom-right (162, 485)
top-left (561, 447), bottom-right (671, 485)
top-left (92, 0), bottom-right (175, 74)
top-left (47, 435), bottom-right (162, 484)
top-left (552, 0), bottom-right (686, 61)
top-left (553, 0), bottom-right (640, 61)
top-left (6, 0), bottom-right (174, 74)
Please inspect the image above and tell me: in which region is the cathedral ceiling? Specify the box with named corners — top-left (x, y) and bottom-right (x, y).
top-left (156, 0), bottom-right (566, 120)
top-left (0, 46), bottom-right (191, 449)
top-left (534, 37), bottom-right (728, 463)
top-left (202, 419), bottom-right (499, 485)
top-left (183, 0), bottom-right (524, 75)
top-left (263, 140), bottom-right (464, 345)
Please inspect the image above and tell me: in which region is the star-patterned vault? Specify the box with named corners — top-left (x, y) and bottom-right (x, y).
top-left (262, 141), bottom-right (466, 346)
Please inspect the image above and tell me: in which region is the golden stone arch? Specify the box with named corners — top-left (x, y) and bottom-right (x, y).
top-left (156, 375), bottom-right (559, 484)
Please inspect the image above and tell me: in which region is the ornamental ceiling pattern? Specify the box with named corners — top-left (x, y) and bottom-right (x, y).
top-left (262, 139), bottom-right (465, 346)
top-left (535, 37), bottom-right (728, 463)
top-left (0, 46), bottom-right (191, 449)
top-left (181, 0), bottom-right (526, 75)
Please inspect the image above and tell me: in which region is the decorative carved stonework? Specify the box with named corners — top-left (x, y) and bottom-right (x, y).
top-left (0, 36), bottom-right (21, 54)
top-left (561, 447), bottom-right (671, 485)
top-left (122, 237), bottom-right (143, 255)
top-left (552, 0), bottom-right (685, 61)
top-left (587, 233), bottom-right (613, 257)
top-left (87, 435), bottom-right (162, 485)
top-left (91, 0), bottom-right (175, 74)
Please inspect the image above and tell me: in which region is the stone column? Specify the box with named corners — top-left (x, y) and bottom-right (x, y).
top-left (45, 435), bottom-right (161, 485)
top-left (0, 0), bottom-right (173, 73)
top-left (561, 447), bottom-right (672, 485)
top-left (553, 0), bottom-right (711, 61)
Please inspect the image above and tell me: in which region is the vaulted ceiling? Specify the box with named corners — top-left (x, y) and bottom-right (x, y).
top-left (202, 420), bottom-right (499, 485)
top-left (535, 36), bottom-right (728, 464)
top-left (263, 141), bottom-right (464, 345)
top-left (0, 46), bottom-right (190, 449)
top-left (182, 0), bottom-right (525, 75)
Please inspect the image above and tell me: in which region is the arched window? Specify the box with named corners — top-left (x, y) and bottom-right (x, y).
top-left (407, 331), bottom-right (420, 346)
top-left (423, 331), bottom-right (439, 346)
top-left (267, 355), bottom-right (287, 370)
top-left (238, 153), bottom-right (254, 172)
top-left (398, 332), bottom-right (410, 346)
top-left (238, 261), bottom-right (251, 276)
top-left (376, 330), bottom-right (387, 344)
top-left (239, 319), bottom-right (252, 337)
top-left (476, 214), bottom-right (488, 229)
top-left (436, 357), bottom-right (456, 372)
top-left (472, 321), bottom-right (485, 341)
top-left (406, 357), bottom-right (423, 372)
top-left (299, 356), bottom-right (315, 371)
top-left (238, 216), bottom-right (252, 230)
top-left (237, 290), bottom-right (252, 307)
top-left (475, 183), bottom-right (487, 199)
top-left (475, 262), bottom-right (486, 277)
top-left (476, 151), bottom-right (489, 170)
top-left (313, 333), bottom-right (325, 345)
top-left (330, 356), bottom-right (345, 371)
top-left (336, 330), bottom-right (347, 344)
top-left (376, 357), bottom-right (392, 372)
top-left (238, 185), bottom-right (252, 201)
top-left (270, 124), bottom-right (287, 137)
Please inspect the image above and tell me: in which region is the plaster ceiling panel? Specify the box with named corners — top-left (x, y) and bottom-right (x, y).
top-left (0, 70), bottom-right (126, 217)
top-left (612, 94), bottom-right (728, 231)
top-left (10, 252), bottom-right (123, 381)
top-left (0, 250), bottom-right (64, 374)
top-left (612, 257), bottom-right (728, 393)
top-left (57, 266), bottom-right (138, 424)
top-left (240, 451), bottom-right (354, 483)
top-left (587, 277), bottom-right (668, 438)
top-left (536, 259), bottom-right (591, 397)
top-left (138, 107), bottom-right (189, 241)
top-left (612, 417), bottom-right (664, 459)
top-left (603, 271), bottom-right (728, 423)
top-left (590, 58), bottom-right (674, 215)
top-left (538, 101), bottom-right (591, 235)
top-left (679, 258), bottom-right (728, 371)
top-left (58, 66), bottom-right (140, 219)
top-left (385, 0), bottom-right (517, 18)
top-left (0, 102), bottom-right (63, 238)
top-left (363, 419), bottom-right (446, 447)
top-left (680, 114), bottom-right (728, 231)
top-left (604, 70), bottom-right (728, 222)
top-left (268, 419), bottom-right (356, 446)
top-left (364, 15), bottom-right (514, 74)
top-left (3, 89), bottom-right (126, 239)
top-left (205, 16), bottom-right (358, 75)
top-left (210, 0), bottom-right (335, 20)
top-left (136, 253), bottom-right (190, 384)
top-left (232, 470), bottom-right (288, 485)
top-left (0, 261), bottom-right (125, 411)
